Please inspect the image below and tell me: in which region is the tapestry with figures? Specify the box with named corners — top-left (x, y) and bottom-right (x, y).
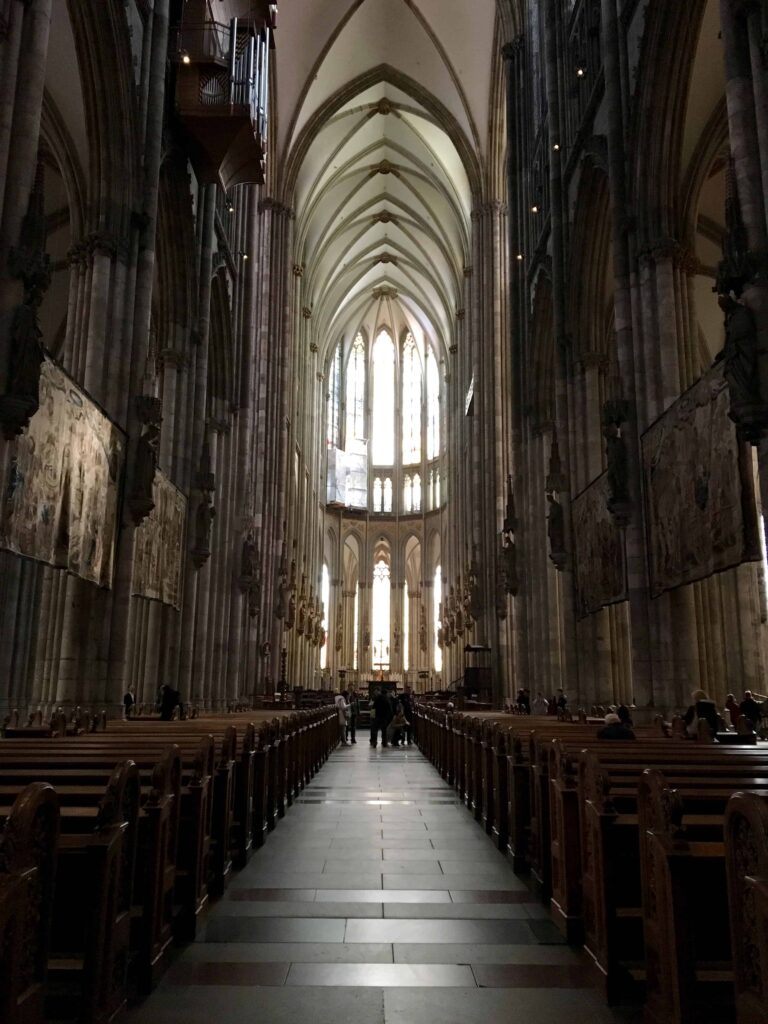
top-left (132, 470), bottom-right (186, 609)
top-left (572, 470), bottom-right (627, 618)
top-left (641, 366), bottom-right (760, 598)
top-left (0, 358), bottom-right (125, 587)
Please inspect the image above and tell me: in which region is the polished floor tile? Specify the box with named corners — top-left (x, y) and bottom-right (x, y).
top-left (125, 737), bottom-right (635, 1024)
top-left (286, 963), bottom-right (475, 987)
top-left (343, 918), bottom-right (537, 944)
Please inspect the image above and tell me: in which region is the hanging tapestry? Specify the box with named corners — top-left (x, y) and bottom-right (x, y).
top-left (641, 366), bottom-right (760, 598)
top-left (132, 470), bottom-right (186, 609)
top-left (572, 470), bottom-right (627, 618)
top-left (0, 358), bottom-right (124, 587)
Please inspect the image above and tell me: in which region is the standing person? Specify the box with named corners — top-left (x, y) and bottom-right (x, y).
top-left (725, 693), bottom-right (740, 729)
top-left (683, 689), bottom-right (721, 738)
top-left (335, 690), bottom-right (350, 745)
top-left (556, 688), bottom-right (568, 711)
top-left (122, 687), bottom-right (135, 720)
top-left (160, 685), bottom-right (180, 721)
top-left (531, 691), bottom-right (549, 716)
top-left (400, 686), bottom-right (414, 744)
top-left (346, 688), bottom-right (360, 744)
top-left (739, 690), bottom-right (762, 730)
top-left (370, 687), bottom-right (393, 747)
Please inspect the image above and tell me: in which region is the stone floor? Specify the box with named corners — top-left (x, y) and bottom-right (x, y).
top-left (126, 738), bottom-right (641, 1024)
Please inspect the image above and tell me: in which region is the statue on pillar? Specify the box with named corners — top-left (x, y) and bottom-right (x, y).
top-left (714, 156), bottom-right (768, 443)
top-left (1, 162), bottom-right (51, 440)
top-left (602, 400), bottom-right (631, 524)
top-left (335, 616), bottom-right (343, 652)
top-left (547, 490), bottom-right (567, 570)
top-left (419, 604), bottom-right (427, 653)
top-left (191, 492), bottom-right (215, 568)
top-left (129, 419), bottom-right (161, 525)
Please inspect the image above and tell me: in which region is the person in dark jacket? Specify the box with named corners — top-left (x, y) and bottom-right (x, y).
top-left (370, 688), bottom-right (393, 747)
top-left (160, 685), bottom-right (180, 721)
top-left (400, 687), bottom-right (414, 744)
top-left (683, 689), bottom-right (721, 738)
top-left (739, 690), bottom-right (762, 730)
top-left (597, 712), bottom-right (636, 740)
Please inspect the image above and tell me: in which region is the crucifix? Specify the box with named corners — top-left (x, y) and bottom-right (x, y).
top-left (373, 638), bottom-right (389, 681)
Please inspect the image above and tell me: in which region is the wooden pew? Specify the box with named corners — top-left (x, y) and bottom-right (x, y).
top-left (0, 783), bottom-right (60, 1024)
top-left (637, 768), bottom-right (768, 1024)
top-left (0, 743), bottom-right (183, 991)
top-left (724, 790), bottom-right (768, 1024)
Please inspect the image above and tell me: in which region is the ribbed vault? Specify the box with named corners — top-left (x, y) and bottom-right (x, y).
top-left (282, 0), bottom-right (499, 367)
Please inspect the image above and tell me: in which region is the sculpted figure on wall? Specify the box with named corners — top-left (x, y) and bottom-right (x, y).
top-left (716, 294), bottom-right (768, 444)
top-left (547, 490), bottom-right (566, 570)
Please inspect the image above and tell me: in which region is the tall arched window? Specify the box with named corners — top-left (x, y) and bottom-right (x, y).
top-left (327, 343), bottom-right (341, 447)
top-left (371, 329), bottom-right (395, 465)
top-left (403, 588), bottom-right (410, 672)
top-left (402, 332), bottom-right (422, 465)
top-left (320, 564), bottom-right (330, 670)
top-left (327, 325), bottom-right (442, 513)
top-left (346, 333), bottom-right (366, 443)
top-left (434, 566), bottom-right (442, 672)
top-left (372, 557), bottom-right (391, 669)
top-left (426, 346), bottom-right (440, 460)
top-left (353, 581), bottom-right (359, 670)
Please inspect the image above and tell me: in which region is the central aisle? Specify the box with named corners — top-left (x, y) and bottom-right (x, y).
top-left (127, 739), bottom-right (638, 1024)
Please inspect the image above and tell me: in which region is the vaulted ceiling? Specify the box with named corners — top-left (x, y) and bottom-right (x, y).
top-left (274, 0), bottom-right (501, 364)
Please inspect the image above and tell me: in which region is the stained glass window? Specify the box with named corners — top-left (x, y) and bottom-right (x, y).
top-left (434, 566), bottom-right (442, 672)
top-left (426, 345), bottom-right (440, 460)
top-left (346, 333), bottom-right (366, 443)
top-left (402, 332), bottom-right (422, 465)
top-left (371, 330), bottom-right (395, 465)
top-left (320, 564), bottom-right (330, 669)
top-left (327, 343), bottom-right (341, 447)
top-left (372, 558), bottom-right (391, 669)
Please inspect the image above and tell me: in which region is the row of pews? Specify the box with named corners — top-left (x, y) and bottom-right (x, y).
top-left (0, 706), bottom-right (337, 1024)
top-left (414, 705), bottom-right (768, 1024)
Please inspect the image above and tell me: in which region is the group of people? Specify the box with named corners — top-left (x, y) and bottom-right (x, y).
top-left (121, 684), bottom-right (183, 721)
top-left (334, 685), bottom-right (414, 748)
top-left (515, 688), bottom-right (568, 716)
top-left (686, 688), bottom-right (765, 738)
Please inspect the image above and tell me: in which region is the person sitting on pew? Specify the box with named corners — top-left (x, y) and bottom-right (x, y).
top-left (597, 712), bottom-right (636, 740)
top-left (617, 703), bottom-right (633, 728)
top-left (683, 689), bottom-right (722, 739)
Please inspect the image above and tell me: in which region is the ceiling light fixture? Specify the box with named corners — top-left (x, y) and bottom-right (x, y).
top-left (181, 51), bottom-right (191, 64)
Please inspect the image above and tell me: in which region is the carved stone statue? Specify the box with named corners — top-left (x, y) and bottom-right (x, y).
top-left (241, 536), bottom-right (258, 580)
top-left (335, 617), bottom-right (343, 652)
top-left (604, 422), bottom-right (629, 505)
top-left (286, 591), bottom-right (296, 630)
top-left (547, 490), bottom-right (566, 570)
top-left (129, 422), bottom-right (160, 525)
top-left (191, 493), bottom-right (215, 568)
top-left (419, 607), bottom-right (427, 652)
top-left (717, 293), bottom-right (768, 443)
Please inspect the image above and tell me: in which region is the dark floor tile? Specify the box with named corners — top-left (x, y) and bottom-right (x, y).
top-left (449, 891), bottom-right (537, 904)
top-left (166, 961), bottom-right (289, 986)
top-left (528, 919), bottom-right (569, 945)
top-left (344, 919), bottom-right (536, 944)
top-left (471, 964), bottom-right (593, 988)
